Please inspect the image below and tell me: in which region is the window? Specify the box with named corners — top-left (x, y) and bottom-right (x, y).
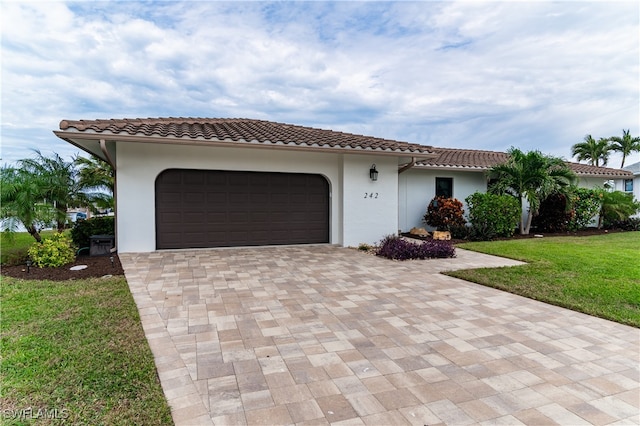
top-left (624, 179), bottom-right (633, 193)
top-left (436, 177), bottom-right (453, 198)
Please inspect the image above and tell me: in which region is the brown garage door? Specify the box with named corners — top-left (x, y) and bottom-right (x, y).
top-left (155, 169), bottom-right (329, 249)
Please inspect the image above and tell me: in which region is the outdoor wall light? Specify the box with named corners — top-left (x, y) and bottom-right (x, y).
top-left (369, 164), bottom-right (378, 181)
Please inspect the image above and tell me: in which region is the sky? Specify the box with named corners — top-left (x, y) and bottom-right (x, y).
top-left (2, 1), bottom-right (639, 169)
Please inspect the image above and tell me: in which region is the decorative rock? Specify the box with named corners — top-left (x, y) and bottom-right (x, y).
top-left (409, 227), bottom-right (430, 237)
top-left (70, 265), bottom-right (88, 271)
top-left (432, 231), bottom-right (451, 240)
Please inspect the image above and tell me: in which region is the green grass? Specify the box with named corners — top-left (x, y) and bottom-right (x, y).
top-left (450, 232), bottom-right (640, 327)
top-left (1, 276), bottom-right (173, 425)
top-left (1, 230), bottom-right (58, 265)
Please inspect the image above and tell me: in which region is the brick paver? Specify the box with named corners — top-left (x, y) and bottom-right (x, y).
top-left (120, 246), bottom-right (639, 425)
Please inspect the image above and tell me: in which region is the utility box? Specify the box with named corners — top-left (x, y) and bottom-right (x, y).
top-left (90, 235), bottom-right (115, 256)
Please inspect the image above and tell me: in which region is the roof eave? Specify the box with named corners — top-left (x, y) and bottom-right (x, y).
top-left (575, 173), bottom-right (633, 179)
top-left (53, 131), bottom-right (439, 160)
top-left (54, 132), bottom-right (109, 162)
top-left (401, 163), bottom-right (633, 179)
top-left (413, 164), bottom-right (490, 171)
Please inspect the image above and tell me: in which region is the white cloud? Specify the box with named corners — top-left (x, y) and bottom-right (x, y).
top-left (1, 1), bottom-right (638, 168)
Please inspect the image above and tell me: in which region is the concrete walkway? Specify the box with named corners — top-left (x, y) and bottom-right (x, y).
top-left (120, 246), bottom-right (639, 425)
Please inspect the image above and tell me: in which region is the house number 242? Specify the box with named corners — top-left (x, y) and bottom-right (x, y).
top-left (364, 192), bottom-right (379, 199)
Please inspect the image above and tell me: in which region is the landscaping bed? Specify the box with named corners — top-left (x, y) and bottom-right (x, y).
top-left (402, 226), bottom-right (627, 244)
top-left (1, 254), bottom-right (125, 281)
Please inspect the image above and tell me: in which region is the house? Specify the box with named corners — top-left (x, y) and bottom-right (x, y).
top-left (66, 210), bottom-right (87, 223)
top-left (54, 117), bottom-right (633, 253)
top-left (622, 161), bottom-right (640, 217)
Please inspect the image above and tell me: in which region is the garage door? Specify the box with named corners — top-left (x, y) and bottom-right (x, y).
top-left (155, 169), bottom-right (330, 249)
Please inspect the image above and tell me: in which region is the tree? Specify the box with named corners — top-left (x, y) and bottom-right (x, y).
top-left (1, 151), bottom-right (115, 242)
top-left (608, 129), bottom-right (640, 168)
top-left (571, 135), bottom-right (611, 167)
top-left (18, 151), bottom-right (89, 231)
top-left (489, 148), bottom-right (576, 235)
top-left (599, 191), bottom-right (640, 229)
top-left (75, 155), bottom-right (115, 211)
top-left (0, 166), bottom-right (55, 242)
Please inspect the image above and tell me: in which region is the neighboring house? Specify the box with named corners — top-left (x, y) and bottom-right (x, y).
top-left (622, 161), bottom-right (640, 218)
top-left (66, 211), bottom-right (87, 223)
top-left (54, 118), bottom-right (633, 253)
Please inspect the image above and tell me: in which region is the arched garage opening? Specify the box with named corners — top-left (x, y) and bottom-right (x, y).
top-left (155, 169), bottom-right (330, 249)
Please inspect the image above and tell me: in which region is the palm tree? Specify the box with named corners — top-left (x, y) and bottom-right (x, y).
top-left (1, 152), bottom-right (112, 240)
top-left (75, 155), bottom-right (115, 211)
top-left (18, 151), bottom-right (90, 231)
top-left (571, 135), bottom-right (611, 167)
top-left (599, 190), bottom-right (640, 229)
top-left (0, 166), bottom-right (54, 242)
top-left (489, 148), bottom-right (576, 235)
top-left (608, 129), bottom-right (640, 168)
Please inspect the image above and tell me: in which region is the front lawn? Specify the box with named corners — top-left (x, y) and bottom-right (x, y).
top-left (1, 276), bottom-right (173, 425)
top-left (0, 230), bottom-right (57, 265)
top-left (449, 232), bottom-right (640, 327)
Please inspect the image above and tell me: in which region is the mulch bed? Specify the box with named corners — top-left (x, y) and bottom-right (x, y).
top-left (403, 227), bottom-right (627, 244)
top-left (1, 254), bottom-right (125, 281)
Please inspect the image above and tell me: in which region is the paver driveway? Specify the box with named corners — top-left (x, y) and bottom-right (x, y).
top-left (120, 245), bottom-right (639, 425)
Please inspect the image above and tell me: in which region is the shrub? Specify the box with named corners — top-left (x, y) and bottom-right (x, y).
top-left (465, 192), bottom-right (520, 238)
top-left (568, 187), bottom-right (602, 231)
top-left (601, 191), bottom-right (640, 228)
top-left (70, 216), bottom-right (115, 248)
top-left (467, 223), bottom-right (498, 242)
top-left (423, 197), bottom-right (466, 231)
top-left (606, 218), bottom-right (640, 231)
top-left (449, 225), bottom-right (470, 240)
top-left (28, 233), bottom-right (76, 267)
top-left (357, 243), bottom-right (373, 252)
top-left (376, 235), bottom-right (455, 260)
top-left (532, 193), bottom-right (574, 233)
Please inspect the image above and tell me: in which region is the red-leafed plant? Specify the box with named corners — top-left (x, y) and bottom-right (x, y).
top-left (423, 196), bottom-right (466, 231)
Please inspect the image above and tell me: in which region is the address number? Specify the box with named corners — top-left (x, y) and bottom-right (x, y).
top-left (364, 192), bottom-right (379, 199)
